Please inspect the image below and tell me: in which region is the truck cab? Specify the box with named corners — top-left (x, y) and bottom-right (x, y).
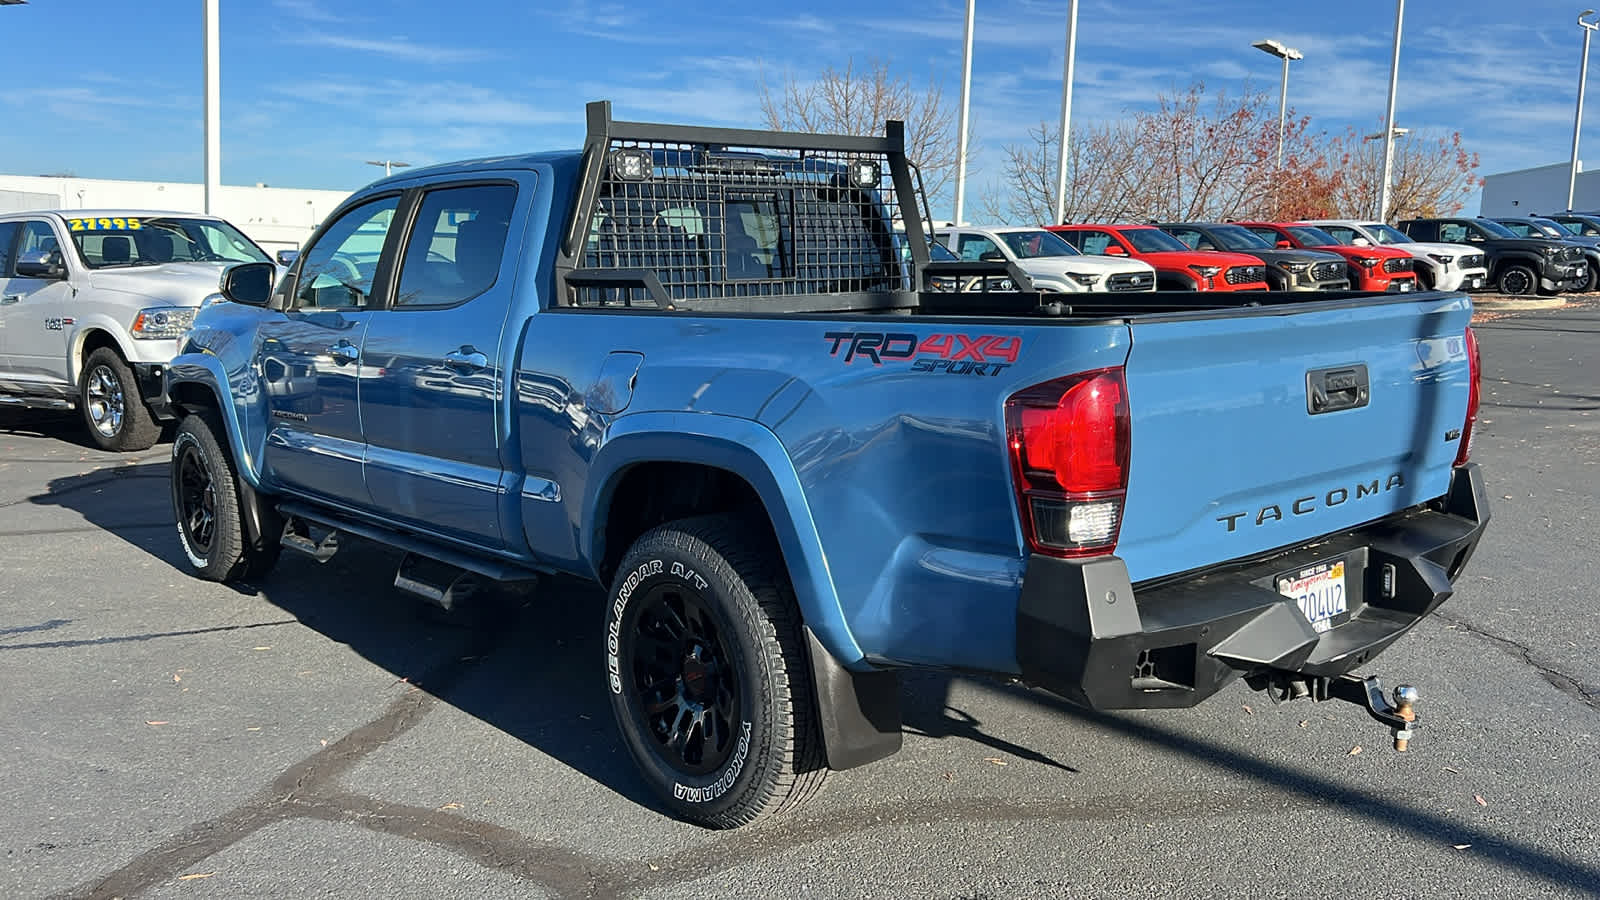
top-left (0, 209), bottom-right (276, 450)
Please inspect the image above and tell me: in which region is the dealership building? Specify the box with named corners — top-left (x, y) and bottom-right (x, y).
top-left (0, 174), bottom-right (352, 256)
top-left (1479, 161), bottom-right (1600, 216)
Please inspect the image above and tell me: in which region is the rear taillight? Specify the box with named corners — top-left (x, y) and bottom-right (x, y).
top-left (1455, 326), bottom-right (1480, 467)
top-left (1005, 368), bottom-right (1131, 558)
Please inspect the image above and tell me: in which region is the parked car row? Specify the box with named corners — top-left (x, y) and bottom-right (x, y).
top-left (930, 212), bottom-right (1600, 300)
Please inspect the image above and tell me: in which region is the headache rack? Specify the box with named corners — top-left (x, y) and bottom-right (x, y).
top-left (554, 100), bottom-right (933, 314)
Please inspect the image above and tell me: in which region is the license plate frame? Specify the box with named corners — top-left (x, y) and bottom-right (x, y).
top-left (1466, 275), bottom-right (1485, 290)
top-left (1276, 558), bottom-right (1349, 634)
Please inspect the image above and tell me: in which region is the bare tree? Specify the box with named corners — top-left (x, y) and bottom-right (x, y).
top-left (759, 58), bottom-right (958, 201)
top-left (978, 120), bottom-right (1155, 225)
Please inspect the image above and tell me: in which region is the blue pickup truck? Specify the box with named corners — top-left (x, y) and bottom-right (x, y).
top-left (164, 102), bottom-right (1488, 829)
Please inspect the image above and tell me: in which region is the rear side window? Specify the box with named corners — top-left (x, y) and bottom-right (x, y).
top-left (395, 183), bottom-right (519, 308)
top-left (0, 222), bottom-right (19, 276)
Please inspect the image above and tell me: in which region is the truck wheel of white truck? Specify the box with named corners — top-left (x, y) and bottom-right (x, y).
top-left (604, 514), bottom-right (828, 828)
top-left (80, 347), bottom-right (160, 452)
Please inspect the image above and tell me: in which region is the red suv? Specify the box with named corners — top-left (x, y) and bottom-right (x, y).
top-left (1049, 224), bottom-right (1269, 291)
top-left (1236, 222), bottom-right (1419, 293)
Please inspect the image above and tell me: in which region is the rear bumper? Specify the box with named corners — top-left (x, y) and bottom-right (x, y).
top-left (1015, 464), bottom-right (1489, 711)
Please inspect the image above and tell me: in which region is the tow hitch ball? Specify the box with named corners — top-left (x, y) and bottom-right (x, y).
top-left (1257, 673), bottom-right (1421, 751)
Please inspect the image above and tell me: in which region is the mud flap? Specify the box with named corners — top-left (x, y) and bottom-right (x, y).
top-left (804, 626), bottom-right (902, 770)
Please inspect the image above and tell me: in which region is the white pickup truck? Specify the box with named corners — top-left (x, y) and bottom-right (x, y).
top-left (0, 209), bottom-right (278, 450)
top-left (935, 225), bottom-right (1157, 293)
top-left (1303, 219), bottom-right (1489, 293)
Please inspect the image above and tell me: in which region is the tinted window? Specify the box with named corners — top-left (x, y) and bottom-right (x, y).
top-left (998, 229), bottom-right (1078, 258)
top-left (0, 222), bottom-right (19, 276)
top-left (1122, 228), bottom-right (1189, 253)
top-left (395, 184), bottom-right (518, 307)
top-left (1286, 226), bottom-right (1339, 246)
top-left (1244, 226), bottom-right (1281, 244)
top-left (1161, 227), bottom-right (1202, 249)
top-left (296, 196), bottom-right (400, 309)
top-left (1498, 222), bottom-right (1533, 237)
top-left (724, 195), bottom-right (786, 280)
top-left (1474, 220), bottom-right (1518, 239)
top-left (18, 220), bottom-right (60, 257)
top-left (955, 234), bottom-right (1001, 260)
top-left (1320, 225), bottom-right (1358, 245)
top-left (1076, 230), bottom-right (1114, 255)
top-left (1208, 225), bottom-right (1274, 251)
top-left (1438, 223), bottom-right (1470, 243)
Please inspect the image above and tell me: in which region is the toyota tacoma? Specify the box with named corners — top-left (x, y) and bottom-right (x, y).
top-left (163, 102), bottom-right (1489, 829)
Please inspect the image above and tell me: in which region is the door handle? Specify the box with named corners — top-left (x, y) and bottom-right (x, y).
top-left (0, 295), bottom-right (19, 305)
top-left (326, 341), bottom-right (360, 365)
top-left (443, 347), bottom-right (488, 373)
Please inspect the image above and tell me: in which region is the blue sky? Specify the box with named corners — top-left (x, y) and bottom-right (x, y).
top-left (0, 0), bottom-right (1591, 214)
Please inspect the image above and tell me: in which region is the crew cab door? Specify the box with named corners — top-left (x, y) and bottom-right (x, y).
top-left (257, 193), bottom-right (401, 508)
top-left (0, 220), bottom-right (75, 395)
top-left (358, 180), bottom-right (522, 548)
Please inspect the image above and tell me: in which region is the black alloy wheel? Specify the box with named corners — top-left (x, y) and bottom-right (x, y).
top-left (175, 440), bottom-right (217, 557)
top-left (627, 582), bottom-right (742, 775)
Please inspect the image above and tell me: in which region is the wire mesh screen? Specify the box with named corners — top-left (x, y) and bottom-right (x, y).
top-left (570, 139), bottom-right (911, 308)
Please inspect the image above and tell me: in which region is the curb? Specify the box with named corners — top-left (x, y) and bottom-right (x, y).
top-left (1469, 295), bottom-right (1568, 312)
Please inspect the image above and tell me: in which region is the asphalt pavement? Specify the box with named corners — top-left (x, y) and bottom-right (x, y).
top-left (1, 298), bottom-right (1597, 899)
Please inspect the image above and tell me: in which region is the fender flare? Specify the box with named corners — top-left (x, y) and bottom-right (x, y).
top-left (165, 352), bottom-right (263, 488)
top-left (583, 411), bottom-right (865, 670)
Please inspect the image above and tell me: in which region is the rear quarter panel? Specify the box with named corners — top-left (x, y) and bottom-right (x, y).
top-left (516, 311), bottom-right (1130, 673)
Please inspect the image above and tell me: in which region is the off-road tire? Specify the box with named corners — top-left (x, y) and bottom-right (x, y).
top-left (1580, 261), bottom-right (1599, 294)
top-left (80, 347), bottom-right (160, 452)
top-left (171, 412), bottom-right (281, 582)
top-left (1415, 265), bottom-right (1434, 292)
top-left (1496, 263), bottom-right (1537, 296)
top-left (605, 514), bottom-right (827, 829)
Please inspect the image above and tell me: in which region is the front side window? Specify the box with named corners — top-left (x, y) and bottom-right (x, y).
top-left (1076, 230), bottom-right (1114, 255)
top-left (296, 196), bottom-right (400, 310)
top-left (395, 184), bottom-right (518, 307)
top-left (65, 216), bottom-right (269, 269)
top-left (1498, 222), bottom-right (1532, 237)
top-left (1122, 228), bottom-right (1188, 253)
top-left (955, 234), bottom-right (1002, 260)
top-left (18, 220), bottom-right (60, 258)
top-left (1321, 225), bottom-right (1358, 245)
top-left (1368, 224), bottom-right (1412, 244)
top-left (0, 222), bottom-right (20, 276)
top-left (1439, 223), bottom-right (1469, 243)
top-left (1208, 225), bottom-right (1274, 251)
top-left (1286, 226), bottom-right (1339, 246)
top-left (1160, 227), bottom-right (1202, 249)
top-left (1473, 220), bottom-right (1517, 239)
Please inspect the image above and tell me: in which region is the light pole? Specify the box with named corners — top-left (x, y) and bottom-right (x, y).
top-left (1568, 10), bottom-right (1600, 212)
top-left (1376, 0), bottom-right (1405, 222)
top-left (1052, 0), bottom-right (1080, 225)
top-left (203, 0), bottom-right (220, 214)
top-left (365, 160), bottom-right (412, 177)
top-left (953, 0), bottom-right (975, 226)
top-left (1251, 39), bottom-right (1303, 172)
top-left (1365, 127), bottom-right (1409, 216)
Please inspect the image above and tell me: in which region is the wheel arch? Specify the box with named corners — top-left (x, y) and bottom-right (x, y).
top-left (583, 412), bottom-right (864, 671)
top-left (165, 353), bottom-right (263, 488)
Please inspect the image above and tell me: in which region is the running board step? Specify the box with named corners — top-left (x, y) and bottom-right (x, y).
top-left (280, 518), bottom-right (340, 562)
top-left (394, 553), bottom-right (479, 610)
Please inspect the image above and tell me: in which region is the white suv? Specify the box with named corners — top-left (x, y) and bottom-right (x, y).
top-left (1303, 220), bottom-right (1489, 293)
top-left (935, 226), bottom-right (1157, 293)
top-left (0, 209), bottom-right (277, 450)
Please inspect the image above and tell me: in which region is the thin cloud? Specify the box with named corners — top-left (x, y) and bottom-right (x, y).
top-left (288, 32), bottom-right (492, 64)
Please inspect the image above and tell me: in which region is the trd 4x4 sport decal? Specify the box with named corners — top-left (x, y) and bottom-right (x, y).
top-left (823, 331), bottom-right (1022, 376)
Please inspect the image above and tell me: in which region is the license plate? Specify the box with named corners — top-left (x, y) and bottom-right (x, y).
top-left (1396, 280), bottom-right (1413, 292)
top-left (1277, 559), bottom-right (1347, 633)
top-left (1467, 276), bottom-right (1485, 290)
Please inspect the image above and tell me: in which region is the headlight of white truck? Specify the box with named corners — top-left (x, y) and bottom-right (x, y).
top-left (130, 306), bottom-right (199, 340)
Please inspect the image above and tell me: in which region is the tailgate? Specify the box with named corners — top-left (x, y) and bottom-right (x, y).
top-left (1116, 295), bottom-right (1474, 583)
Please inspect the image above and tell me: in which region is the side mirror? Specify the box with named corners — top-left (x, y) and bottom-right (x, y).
top-left (978, 250), bottom-right (1006, 263)
top-left (1103, 244), bottom-right (1127, 256)
top-left (276, 249), bottom-right (300, 266)
top-left (1352, 237), bottom-right (1371, 246)
top-left (15, 250), bottom-right (65, 279)
top-left (219, 261), bottom-right (277, 306)
top-left (1275, 239), bottom-right (1292, 249)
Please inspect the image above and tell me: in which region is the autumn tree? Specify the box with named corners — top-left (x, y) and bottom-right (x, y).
top-left (1315, 126), bottom-right (1482, 222)
top-left (759, 57), bottom-right (957, 200)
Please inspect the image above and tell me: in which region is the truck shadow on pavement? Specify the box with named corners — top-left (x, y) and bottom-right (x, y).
top-left (35, 460), bottom-right (1600, 895)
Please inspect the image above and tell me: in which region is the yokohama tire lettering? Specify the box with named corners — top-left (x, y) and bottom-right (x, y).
top-left (673, 721), bottom-right (753, 803)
